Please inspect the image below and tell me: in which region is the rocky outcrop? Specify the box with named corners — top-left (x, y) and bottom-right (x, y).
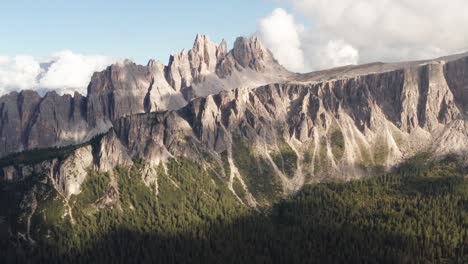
top-left (94, 130), bottom-right (133, 172)
top-left (0, 130), bottom-right (132, 198)
top-left (0, 148), bottom-right (93, 198)
top-left (54, 146), bottom-right (94, 198)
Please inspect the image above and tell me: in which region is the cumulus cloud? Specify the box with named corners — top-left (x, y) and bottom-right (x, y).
top-left (257, 8), bottom-right (359, 72)
top-left (0, 55), bottom-right (42, 94)
top-left (0, 51), bottom-right (117, 96)
top-left (258, 8), bottom-right (305, 71)
top-left (259, 1), bottom-right (468, 72)
top-left (321, 40), bottom-right (359, 68)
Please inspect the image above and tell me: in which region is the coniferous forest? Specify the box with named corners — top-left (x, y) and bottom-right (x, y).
top-left (0, 154), bottom-right (467, 263)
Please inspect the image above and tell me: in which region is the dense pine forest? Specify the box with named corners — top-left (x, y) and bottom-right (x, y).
top-left (0, 154), bottom-right (467, 263)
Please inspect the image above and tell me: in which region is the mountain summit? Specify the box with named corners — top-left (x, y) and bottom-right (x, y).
top-left (0, 35), bottom-right (292, 159)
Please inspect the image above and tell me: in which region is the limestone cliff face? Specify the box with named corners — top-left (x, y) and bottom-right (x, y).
top-left (0, 36), bottom-right (467, 204)
top-left (109, 56), bottom-right (468, 199)
top-left (0, 35), bottom-right (290, 158)
top-left (0, 91), bottom-right (91, 159)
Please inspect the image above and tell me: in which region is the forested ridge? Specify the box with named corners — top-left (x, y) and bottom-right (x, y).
top-left (0, 154), bottom-right (467, 263)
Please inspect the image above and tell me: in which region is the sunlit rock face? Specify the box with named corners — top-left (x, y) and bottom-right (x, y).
top-left (0, 35), bottom-right (291, 158)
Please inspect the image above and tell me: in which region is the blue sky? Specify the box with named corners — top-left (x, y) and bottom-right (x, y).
top-left (0, 0), bottom-right (291, 64)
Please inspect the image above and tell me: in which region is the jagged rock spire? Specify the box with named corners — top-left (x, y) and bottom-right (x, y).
top-left (163, 34), bottom-right (284, 91)
top-left (0, 34), bottom-right (291, 158)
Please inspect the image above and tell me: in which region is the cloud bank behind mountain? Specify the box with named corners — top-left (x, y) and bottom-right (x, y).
top-left (258, 0), bottom-right (468, 72)
top-left (0, 51), bottom-right (117, 96)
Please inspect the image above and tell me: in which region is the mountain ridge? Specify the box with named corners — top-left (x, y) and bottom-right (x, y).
top-left (1, 52), bottom-right (467, 204)
top-left (0, 35), bottom-right (467, 200)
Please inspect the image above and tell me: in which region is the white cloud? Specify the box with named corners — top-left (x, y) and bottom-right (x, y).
top-left (0, 51), bottom-right (117, 96)
top-left (0, 55), bottom-right (42, 94)
top-left (39, 50), bottom-right (116, 95)
top-left (257, 8), bottom-right (360, 72)
top-left (259, 1), bottom-right (468, 71)
top-left (321, 40), bottom-right (359, 68)
top-left (258, 8), bottom-right (305, 72)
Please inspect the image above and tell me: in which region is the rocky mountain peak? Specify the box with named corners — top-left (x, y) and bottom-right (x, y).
top-left (231, 36), bottom-right (268, 71)
top-left (217, 39), bottom-right (228, 58)
top-left (188, 34), bottom-right (221, 79)
top-left (0, 34), bottom-right (291, 158)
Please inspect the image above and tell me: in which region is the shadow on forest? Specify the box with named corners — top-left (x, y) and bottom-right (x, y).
top-left (48, 219), bottom-right (430, 264)
top-left (1, 154), bottom-right (467, 264)
top-left (5, 184), bottom-right (465, 264)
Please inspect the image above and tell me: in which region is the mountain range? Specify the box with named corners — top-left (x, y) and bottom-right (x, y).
top-left (0, 34), bottom-right (467, 262)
